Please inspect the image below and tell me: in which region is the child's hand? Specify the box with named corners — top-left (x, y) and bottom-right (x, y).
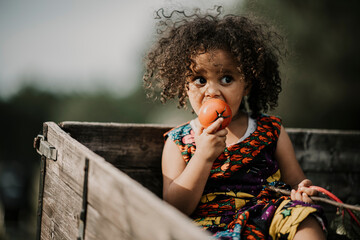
top-left (194, 118), bottom-right (228, 162)
top-left (290, 179), bottom-right (317, 204)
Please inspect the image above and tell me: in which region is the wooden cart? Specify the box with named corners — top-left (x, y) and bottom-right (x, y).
top-left (34, 121), bottom-right (360, 239)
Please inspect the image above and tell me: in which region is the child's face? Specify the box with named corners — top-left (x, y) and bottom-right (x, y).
top-left (186, 49), bottom-right (250, 118)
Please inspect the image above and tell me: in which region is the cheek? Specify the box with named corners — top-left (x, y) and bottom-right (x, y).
top-left (228, 96), bottom-right (243, 116)
top-left (187, 89), bottom-right (203, 114)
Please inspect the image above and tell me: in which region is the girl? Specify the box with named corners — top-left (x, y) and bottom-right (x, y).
top-left (143, 8), bottom-right (326, 240)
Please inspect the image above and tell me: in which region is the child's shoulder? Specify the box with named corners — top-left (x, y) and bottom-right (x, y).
top-left (164, 121), bottom-right (193, 142)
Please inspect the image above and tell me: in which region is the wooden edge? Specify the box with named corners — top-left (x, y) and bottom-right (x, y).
top-left (59, 121), bottom-right (174, 130)
top-left (87, 149), bottom-right (211, 239)
top-left (286, 128), bottom-right (360, 135)
top-left (59, 121), bottom-right (360, 135)
top-left (36, 156), bottom-right (46, 240)
top-left (45, 121), bottom-right (105, 161)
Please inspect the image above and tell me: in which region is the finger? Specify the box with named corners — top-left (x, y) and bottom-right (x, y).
top-left (302, 193), bottom-right (313, 203)
top-left (291, 189), bottom-right (296, 201)
top-left (205, 118), bottom-right (223, 134)
top-left (298, 179), bottom-right (312, 188)
top-left (294, 190), bottom-right (303, 201)
top-left (216, 128), bottom-right (228, 137)
top-left (299, 187), bottom-right (317, 196)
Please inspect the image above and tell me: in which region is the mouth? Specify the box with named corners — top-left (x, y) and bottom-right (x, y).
top-left (202, 97), bottom-right (224, 104)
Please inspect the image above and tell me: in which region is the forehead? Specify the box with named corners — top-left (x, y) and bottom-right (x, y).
top-left (191, 49), bottom-right (239, 72)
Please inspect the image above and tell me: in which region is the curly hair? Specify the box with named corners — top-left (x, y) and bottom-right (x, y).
top-left (143, 8), bottom-right (285, 117)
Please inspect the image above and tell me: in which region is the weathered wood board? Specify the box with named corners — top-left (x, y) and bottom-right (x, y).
top-left (59, 122), bottom-right (169, 198)
top-left (37, 122), bottom-right (211, 240)
top-left (36, 121), bottom-right (360, 239)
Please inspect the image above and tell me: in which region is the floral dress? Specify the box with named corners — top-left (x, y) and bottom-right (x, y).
top-left (165, 114), bottom-right (326, 239)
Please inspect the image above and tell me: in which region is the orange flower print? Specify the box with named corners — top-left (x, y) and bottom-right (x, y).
top-left (251, 149), bottom-right (261, 157)
top-left (242, 157), bottom-right (253, 164)
top-left (259, 135), bottom-right (268, 142)
top-left (258, 126), bottom-right (266, 132)
top-left (221, 162), bottom-right (230, 171)
top-left (273, 122), bottom-right (280, 131)
top-left (266, 131), bottom-right (274, 139)
top-left (249, 140), bottom-right (260, 147)
top-left (240, 147), bottom-right (252, 155)
top-left (211, 172), bottom-right (225, 178)
top-left (230, 155), bottom-right (242, 162)
top-left (230, 165), bottom-right (241, 172)
top-left (243, 232), bottom-right (258, 240)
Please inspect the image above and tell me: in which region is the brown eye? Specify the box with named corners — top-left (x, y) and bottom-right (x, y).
top-left (193, 77), bottom-right (207, 86)
top-left (220, 76), bottom-right (233, 84)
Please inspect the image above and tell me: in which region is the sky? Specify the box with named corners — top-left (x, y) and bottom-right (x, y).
top-left (0, 0), bottom-right (239, 98)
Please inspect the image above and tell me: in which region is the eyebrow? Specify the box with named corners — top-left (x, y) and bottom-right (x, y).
top-left (192, 65), bottom-right (236, 73)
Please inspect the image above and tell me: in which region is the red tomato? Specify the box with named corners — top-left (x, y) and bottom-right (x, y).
top-left (198, 99), bottom-right (232, 130)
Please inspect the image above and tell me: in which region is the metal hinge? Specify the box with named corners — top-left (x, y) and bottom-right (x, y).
top-left (34, 135), bottom-right (57, 161)
top-left (77, 158), bottom-right (89, 240)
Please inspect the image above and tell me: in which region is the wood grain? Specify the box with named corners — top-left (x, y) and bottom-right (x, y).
top-left (42, 121), bottom-right (210, 240)
top-left (41, 122), bottom-right (103, 239)
top-left (85, 153), bottom-right (210, 240)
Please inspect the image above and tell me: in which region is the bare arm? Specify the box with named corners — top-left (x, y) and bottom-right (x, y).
top-left (275, 125), bottom-right (317, 202)
top-left (162, 118), bottom-right (227, 215)
top-left (275, 125), bottom-right (306, 188)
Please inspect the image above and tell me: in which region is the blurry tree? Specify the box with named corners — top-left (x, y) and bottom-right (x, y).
top-left (237, 0), bottom-right (360, 129)
top-left (0, 85), bottom-right (60, 238)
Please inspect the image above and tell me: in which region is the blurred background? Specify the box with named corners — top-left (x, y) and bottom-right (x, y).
top-left (0, 0), bottom-right (359, 239)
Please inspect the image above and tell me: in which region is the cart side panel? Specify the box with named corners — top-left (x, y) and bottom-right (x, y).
top-left (288, 129), bottom-right (360, 201)
top-left (58, 122), bottom-right (360, 235)
top-left (60, 122), bottom-right (171, 197)
top-left (85, 156), bottom-right (211, 240)
top-left (40, 122), bottom-right (103, 239)
top-left (60, 122), bottom-right (360, 204)
top-left (288, 129), bottom-right (360, 223)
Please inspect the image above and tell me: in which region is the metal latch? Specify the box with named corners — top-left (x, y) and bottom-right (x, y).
top-left (34, 135), bottom-right (57, 161)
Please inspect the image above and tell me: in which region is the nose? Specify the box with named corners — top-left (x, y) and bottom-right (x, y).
top-left (205, 82), bottom-right (221, 98)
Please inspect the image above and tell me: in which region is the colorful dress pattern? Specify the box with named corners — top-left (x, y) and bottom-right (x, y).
top-left (165, 114), bottom-right (326, 239)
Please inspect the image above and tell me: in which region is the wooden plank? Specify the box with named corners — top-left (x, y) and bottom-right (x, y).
top-left (59, 122), bottom-right (171, 169)
top-left (124, 169), bottom-right (163, 198)
top-left (60, 122), bottom-right (360, 173)
top-left (60, 122), bottom-right (360, 194)
top-left (85, 155), bottom-right (211, 240)
top-left (42, 122), bottom-right (105, 239)
top-left (305, 172), bottom-right (360, 204)
top-left (60, 122), bottom-right (169, 197)
top-left (288, 128), bottom-right (360, 172)
top-left (40, 212), bottom-right (62, 240)
top-left (43, 121), bottom-right (210, 239)
top-left (41, 163), bottom-right (82, 239)
top-left (85, 204), bottom-right (132, 240)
